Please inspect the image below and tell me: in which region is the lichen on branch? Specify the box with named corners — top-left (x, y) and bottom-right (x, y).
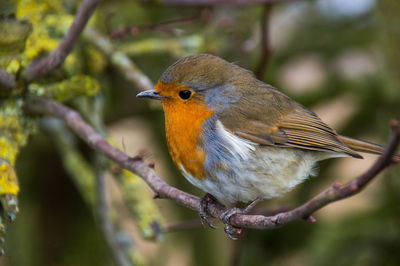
top-left (0, 99), bottom-right (37, 252)
top-left (28, 75), bottom-right (100, 102)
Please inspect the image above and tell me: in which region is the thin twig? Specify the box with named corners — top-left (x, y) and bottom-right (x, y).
top-left (163, 0), bottom-right (305, 5)
top-left (0, 68), bottom-right (14, 92)
top-left (165, 206), bottom-right (291, 232)
top-left (23, 0), bottom-right (102, 83)
top-left (255, 3), bottom-right (272, 80)
top-left (24, 97), bottom-right (400, 231)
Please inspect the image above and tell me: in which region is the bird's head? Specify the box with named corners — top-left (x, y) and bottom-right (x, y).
top-left (137, 54), bottom-right (255, 112)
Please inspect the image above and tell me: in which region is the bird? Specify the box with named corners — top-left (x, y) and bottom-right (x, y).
top-left (137, 54), bottom-right (398, 238)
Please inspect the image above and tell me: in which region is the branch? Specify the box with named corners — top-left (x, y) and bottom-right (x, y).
top-left (23, 0), bottom-right (101, 83)
top-left (0, 68), bottom-right (15, 92)
top-left (24, 97), bottom-right (400, 231)
top-left (255, 3), bottom-right (272, 80)
top-left (162, 0), bottom-right (305, 5)
top-left (96, 170), bottom-right (131, 266)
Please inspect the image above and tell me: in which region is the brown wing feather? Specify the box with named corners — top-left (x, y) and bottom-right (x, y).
top-left (218, 83), bottom-right (362, 158)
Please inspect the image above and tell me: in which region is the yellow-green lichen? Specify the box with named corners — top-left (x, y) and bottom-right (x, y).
top-left (44, 120), bottom-right (146, 264)
top-left (118, 169), bottom-right (164, 240)
top-left (0, 163), bottom-right (19, 195)
top-left (0, 0), bottom-right (77, 72)
top-left (5, 59), bottom-right (22, 76)
top-left (86, 47), bottom-right (107, 74)
top-left (22, 13), bottom-right (73, 60)
top-left (126, 247), bottom-right (147, 266)
top-left (0, 99), bottom-right (36, 222)
top-left (0, 99), bottom-right (36, 166)
top-left (0, 138), bottom-right (19, 166)
top-left (0, 19), bottom-right (32, 56)
top-left (28, 75), bottom-right (100, 102)
top-left (105, 138), bottom-right (164, 240)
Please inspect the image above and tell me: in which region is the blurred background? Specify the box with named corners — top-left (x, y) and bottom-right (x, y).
top-left (1, 0), bottom-right (400, 265)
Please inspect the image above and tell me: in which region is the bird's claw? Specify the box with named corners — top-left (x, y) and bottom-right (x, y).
top-left (221, 198), bottom-right (261, 240)
top-left (222, 207), bottom-right (244, 240)
top-left (200, 195), bottom-right (261, 239)
top-left (199, 193), bottom-right (217, 229)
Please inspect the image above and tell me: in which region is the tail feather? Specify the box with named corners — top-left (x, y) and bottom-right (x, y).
top-left (338, 135), bottom-right (400, 161)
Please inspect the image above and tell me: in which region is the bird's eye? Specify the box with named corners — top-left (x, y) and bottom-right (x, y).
top-left (179, 90), bottom-right (192, 100)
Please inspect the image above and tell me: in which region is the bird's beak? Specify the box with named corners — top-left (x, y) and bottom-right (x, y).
top-left (136, 90), bottom-right (165, 100)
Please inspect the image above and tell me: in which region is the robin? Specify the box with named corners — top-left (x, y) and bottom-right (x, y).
top-left (137, 54), bottom-right (398, 238)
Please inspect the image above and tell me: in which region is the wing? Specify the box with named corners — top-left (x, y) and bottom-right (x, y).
top-left (218, 84), bottom-right (362, 158)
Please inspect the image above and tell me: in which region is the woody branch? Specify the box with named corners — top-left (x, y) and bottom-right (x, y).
top-left (255, 3), bottom-right (272, 80)
top-left (24, 97), bottom-right (400, 230)
top-left (0, 68), bottom-right (15, 92)
top-left (23, 0), bottom-right (102, 83)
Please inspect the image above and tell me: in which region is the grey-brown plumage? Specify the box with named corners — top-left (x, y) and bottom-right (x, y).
top-left (139, 53), bottom-right (395, 203)
top-left (162, 54), bottom-right (385, 159)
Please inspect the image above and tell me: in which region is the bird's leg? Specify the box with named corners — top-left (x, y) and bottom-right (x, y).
top-left (199, 193), bottom-right (218, 229)
top-left (221, 197), bottom-right (262, 240)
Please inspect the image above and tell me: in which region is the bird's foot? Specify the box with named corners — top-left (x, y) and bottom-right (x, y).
top-left (221, 208), bottom-right (244, 240)
top-left (199, 193), bottom-right (217, 229)
top-left (221, 197), bottom-right (262, 240)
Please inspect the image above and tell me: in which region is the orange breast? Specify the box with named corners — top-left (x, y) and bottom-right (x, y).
top-left (158, 82), bottom-right (214, 180)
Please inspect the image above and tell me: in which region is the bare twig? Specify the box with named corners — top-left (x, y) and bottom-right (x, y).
top-left (163, 0), bottom-right (305, 5)
top-left (25, 97), bottom-right (400, 231)
top-left (250, 206), bottom-right (291, 216)
top-left (255, 3), bottom-right (272, 80)
top-left (23, 0), bottom-right (102, 83)
top-left (0, 68), bottom-right (14, 92)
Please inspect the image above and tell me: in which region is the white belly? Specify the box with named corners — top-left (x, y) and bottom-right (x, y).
top-left (181, 146), bottom-right (319, 203)
top-left (179, 120), bottom-right (339, 203)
